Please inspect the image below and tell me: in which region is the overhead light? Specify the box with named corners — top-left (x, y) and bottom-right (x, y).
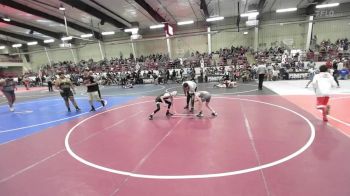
top-left (3, 17), bottom-right (11, 22)
top-left (0, 46), bottom-right (5, 49)
top-left (59, 4), bottom-right (65, 11)
top-left (316, 3), bottom-right (339, 8)
top-left (177, 20), bottom-right (194, 25)
top-left (150, 24), bottom-right (165, 29)
top-left (27, 41), bottom-right (38, 46)
top-left (12, 44), bottom-right (22, 48)
top-left (243, 32), bottom-right (248, 35)
top-left (206, 17), bottom-right (224, 22)
top-left (61, 36), bottom-right (73, 41)
top-left (101, 31), bottom-right (115, 35)
top-left (276, 8), bottom-right (297, 13)
top-left (241, 12), bottom-right (259, 17)
top-left (80, 34), bottom-right (93, 38)
top-left (44, 39), bottom-right (55, 43)
top-left (124, 28), bottom-right (139, 33)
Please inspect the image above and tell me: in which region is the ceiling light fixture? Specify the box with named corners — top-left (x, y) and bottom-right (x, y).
top-left (124, 28), bottom-right (139, 33)
top-left (12, 44), bottom-right (22, 48)
top-left (61, 36), bottom-right (73, 41)
top-left (206, 17), bottom-right (224, 22)
top-left (0, 46), bottom-right (5, 50)
top-left (3, 17), bottom-right (11, 22)
top-left (276, 8), bottom-right (297, 13)
top-left (44, 39), bottom-right (55, 43)
top-left (150, 24), bottom-right (165, 29)
top-left (27, 41), bottom-right (38, 46)
top-left (59, 4), bottom-right (65, 11)
top-left (101, 31), bottom-right (115, 35)
top-left (177, 20), bottom-right (194, 25)
top-left (316, 3), bottom-right (340, 8)
top-left (241, 12), bottom-right (259, 17)
top-left (80, 34), bottom-right (93, 38)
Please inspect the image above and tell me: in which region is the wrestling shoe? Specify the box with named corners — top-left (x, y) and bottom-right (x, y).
top-left (166, 111), bottom-right (174, 116)
top-left (196, 112), bottom-right (203, 117)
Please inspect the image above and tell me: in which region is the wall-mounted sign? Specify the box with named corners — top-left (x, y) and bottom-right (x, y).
top-left (315, 10), bottom-right (335, 18)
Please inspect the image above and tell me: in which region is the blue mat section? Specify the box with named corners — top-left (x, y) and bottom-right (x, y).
top-left (0, 96), bottom-right (136, 144)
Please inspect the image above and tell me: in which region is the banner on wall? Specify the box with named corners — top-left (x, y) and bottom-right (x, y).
top-left (315, 10), bottom-right (335, 18)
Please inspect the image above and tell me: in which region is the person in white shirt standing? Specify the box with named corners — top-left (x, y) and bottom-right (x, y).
top-left (312, 65), bottom-right (337, 122)
top-left (182, 80), bottom-right (197, 112)
top-left (256, 64), bottom-right (267, 90)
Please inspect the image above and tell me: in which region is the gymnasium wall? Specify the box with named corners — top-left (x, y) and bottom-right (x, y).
top-left (211, 29), bottom-right (254, 51)
top-left (313, 19), bottom-right (350, 43)
top-left (25, 7), bottom-right (350, 71)
top-left (258, 22), bottom-right (307, 49)
top-left (104, 42), bottom-right (132, 59)
top-left (134, 39), bottom-right (167, 57)
top-left (171, 34), bottom-right (208, 58)
top-left (76, 43), bottom-right (104, 61)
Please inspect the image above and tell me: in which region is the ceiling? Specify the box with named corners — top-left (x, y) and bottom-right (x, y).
top-left (0, 0), bottom-right (349, 46)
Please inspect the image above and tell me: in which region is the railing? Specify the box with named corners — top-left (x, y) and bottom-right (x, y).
top-left (0, 59), bottom-right (23, 63)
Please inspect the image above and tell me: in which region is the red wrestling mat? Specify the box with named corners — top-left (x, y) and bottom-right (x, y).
top-left (283, 95), bottom-right (350, 136)
top-left (1, 96), bottom-right (350, 196)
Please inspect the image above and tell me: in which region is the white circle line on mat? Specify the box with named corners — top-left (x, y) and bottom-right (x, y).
top-left (65, 97), bottom-right (315, 179)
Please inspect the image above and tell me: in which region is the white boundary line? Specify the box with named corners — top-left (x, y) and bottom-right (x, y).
top-left (326, 96), bottom-right (350, 126)
top-left (103, 85), bottom-right (165, 96)
top-left (0, 98), bottom-right (107, 133)
top-left (165, 83), bottom-right (258, 96)
top-left (65, 97), bottom-right (316, 179)
top-left (332, 96), bottom-right (350, 100)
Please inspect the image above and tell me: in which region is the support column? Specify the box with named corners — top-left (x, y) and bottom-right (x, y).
top-left (131, 40), bottom-right (137, 60)
top-left (44, 47), bottom-right (52, 66)
top-left (166, 34), bottom-right (172, 59)
top-left (207, 27), bottom-right (212, 54)
top-left (305, 16), bottom-right (314, 51)
top-left (63, 12), bottom-right (69, 36)
top-left (98, 40), bottom-right (105, 60)
top-left (69, 46), bottom-right (77, 64)
top-left (254, 26), bottom-right (259, 52)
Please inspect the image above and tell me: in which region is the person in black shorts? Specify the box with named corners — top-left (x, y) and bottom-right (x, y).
top-left (55, 72), bottom-right (80, 112)
top-left (83, 69), bottom-right (105, 112)
top-left (149, 91), bottom-right (177, 120)
top-left (0, 76), bottom-right (17, 112)
top-left (182, 80), bottom-right (197, 112)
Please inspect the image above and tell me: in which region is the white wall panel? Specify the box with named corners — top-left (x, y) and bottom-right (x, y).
top-left (258, 23), bottom-right (306, 49)
top-left (77, 43), bottom-right (103, 61)
top-left (313, 19), bottom-right (350, 43)
top-left (135, 39), bottom-right (168, 57)
top-left (171, 35), bottom-right (207, 58)
top-left (212, 30), bottom-right (253, 51)
top-left (29, 51), bottom-right (50, 71)
top-left (48, 49), bottom-right (76, 63)
top-left (104, 43), bottom-right (133, 59)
